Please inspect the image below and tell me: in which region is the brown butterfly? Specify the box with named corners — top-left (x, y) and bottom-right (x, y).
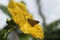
top-left (28, 18), bottom-right (40, 26)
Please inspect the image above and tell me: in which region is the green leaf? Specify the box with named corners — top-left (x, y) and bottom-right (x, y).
top-left (0, 29), bottom-right (7, 40)
top-left (19, 33), bottom-right (31, 40)
top-left (21, 1), bottom-right (26, 5)
top-left (44, 20), bottom-right (60, 40)
top-left (0, 5), bottom-right (11, 17)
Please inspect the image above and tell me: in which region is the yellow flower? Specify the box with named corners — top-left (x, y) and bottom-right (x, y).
top-left (7, 0), bottom-right (44, 39)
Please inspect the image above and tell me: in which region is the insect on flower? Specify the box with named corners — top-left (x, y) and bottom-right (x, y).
top-left (7, 0), bottom-right (44, 39)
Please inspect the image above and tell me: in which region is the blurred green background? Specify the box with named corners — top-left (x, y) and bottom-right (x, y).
top-left (0, 0), bottom-right (60, 40)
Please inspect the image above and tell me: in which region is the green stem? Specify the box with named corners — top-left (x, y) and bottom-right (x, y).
top-left (3, 26), bottom-right (17, 39)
